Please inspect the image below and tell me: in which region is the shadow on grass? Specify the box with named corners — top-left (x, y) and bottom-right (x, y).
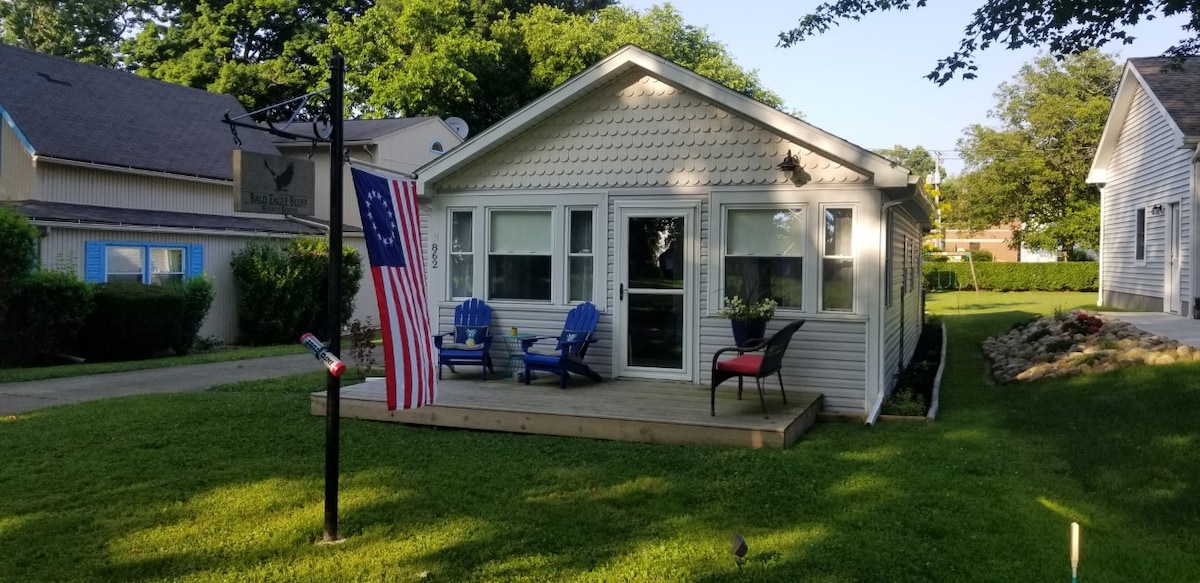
top-left (3, 304), bottom-right (1200, 581)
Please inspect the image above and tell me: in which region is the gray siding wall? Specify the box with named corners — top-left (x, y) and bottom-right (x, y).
top-left (878, 209), bottom-right (924, 410)
top-left (1101, 85), bottom-right (1193, 306)
top-left (36, 163), bottom-right (245, 216)
top-left (1, 122), bottom-right (36, 200)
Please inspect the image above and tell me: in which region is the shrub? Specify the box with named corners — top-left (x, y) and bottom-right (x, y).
top-left (231, 238), bottom-right (363, 345)
top-left (78, 283), bottom-right (185, 361)
top-left (0, 204), bottom-right (38, 314)
top-left (0, 271), bottom-right (94, 366)
top-left (347, 317), bottom-right (378, 376)
top-left (968, 249), bottom-right (994, 262)
top-left (174, 276), bottom-right (215, 355)
top-left (922, 262), bottom-right (1098, 291)
top-left (882, 389), bottom-right (926, 417)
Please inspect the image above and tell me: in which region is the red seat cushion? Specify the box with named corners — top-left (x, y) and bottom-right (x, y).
top-left (716, 354), bottom-right (763, 375)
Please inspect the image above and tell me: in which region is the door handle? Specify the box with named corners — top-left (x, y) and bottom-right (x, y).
top-left (619, 283), bottom-right (625, 300)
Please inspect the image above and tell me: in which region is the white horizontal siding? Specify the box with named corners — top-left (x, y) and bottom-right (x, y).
top-left (879, 210), bottom-right (923, 405)
top-left (0, 123), bottom-right (35, 200)
top-left (1101, 84), bottom-right (1193, 302)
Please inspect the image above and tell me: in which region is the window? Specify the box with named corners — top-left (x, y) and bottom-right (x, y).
top-left (488, 210), bottom-right (551, 300)
top-left (884, 211), bottom-right (894, 308)
top-left (723, 207), bottom-right (804, 308)
top-left (86, 242), bottom-right (201, 284)
top-left (969, 242), bottom-right (981, 252)
top-left (430, 139), bottom-right (445, 155)
top-left (567, 208), bottom-right (594, 302)
top-left (449, 210), bottom-right (473, 298)
top-left (1135, 208), bottom-right (1146, 261)
top-left (822, 207), bottom-right (854, 312)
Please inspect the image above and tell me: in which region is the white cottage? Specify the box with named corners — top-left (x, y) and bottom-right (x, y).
top-left (1089, 57), bottom-right (1200, 317)
top-left (417, 45), bottom-right (933, 419)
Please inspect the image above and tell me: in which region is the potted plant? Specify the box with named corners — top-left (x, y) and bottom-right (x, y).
top-left (718, 295), bottom-right (777, 346)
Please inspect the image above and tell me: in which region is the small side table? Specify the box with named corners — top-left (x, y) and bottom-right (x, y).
top-left (497, 333), bottom-right (537, 380)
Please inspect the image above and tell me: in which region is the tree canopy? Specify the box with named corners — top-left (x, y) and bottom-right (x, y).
top-left (873, 145), bottom-right (937, 178)
top-left (0, 0), bottom-right (143, 66)
top-left (943, 50), bottom-right (1119, 256)
top-left (779, 0), bottom-right (1199, 84)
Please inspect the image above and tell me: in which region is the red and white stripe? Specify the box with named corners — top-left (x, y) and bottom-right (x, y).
top-left (375, 179), bottom-right (436, 410)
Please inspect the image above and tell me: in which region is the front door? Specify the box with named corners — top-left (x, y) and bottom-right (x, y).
top-left (1165, 201), bottom-right (1182, 313)
top-left (615, 203), bottom-right (696, 381)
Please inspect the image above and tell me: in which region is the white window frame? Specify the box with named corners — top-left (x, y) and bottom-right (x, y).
top-left (565, 207), bottom-right (596, 304)
top-left (447, 208), bottom-right (474, 300)
top-left (719, 203), bottom-right (808, 313)
top-left (485, 207), bottom-right (555, 303)
top-left (820, 204), bottom-right (857, 314)
top-left (105, 245), bottom-right (186, 285)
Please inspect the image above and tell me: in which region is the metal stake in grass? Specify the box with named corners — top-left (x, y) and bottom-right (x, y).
top-left (1070, 522), bottom-right (1080, 583)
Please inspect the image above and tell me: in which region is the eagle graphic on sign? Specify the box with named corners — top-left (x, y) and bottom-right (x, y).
top-left (263, 159), bottom-right (296, 192)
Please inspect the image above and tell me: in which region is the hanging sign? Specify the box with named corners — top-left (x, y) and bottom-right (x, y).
top-left (233, 150), bottom-right (316, 215)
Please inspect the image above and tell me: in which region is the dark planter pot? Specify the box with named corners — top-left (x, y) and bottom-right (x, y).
top-left (730, 319), bottom-right (768, 347)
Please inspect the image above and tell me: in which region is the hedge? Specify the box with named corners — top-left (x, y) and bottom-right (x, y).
top-left (78, 283), bottom-right (185, 361)
top-left (923, 262), bottom-right (1098, 292)
top-left (0, 271), bottom-right (94, 366)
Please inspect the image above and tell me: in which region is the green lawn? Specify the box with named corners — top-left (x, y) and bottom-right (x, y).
top-left (2, 291), bottom-right (1198, 581)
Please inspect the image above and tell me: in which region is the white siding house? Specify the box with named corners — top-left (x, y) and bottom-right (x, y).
top-left (1089, 57), bottom-right (1200, 316)
top-left (417, 45), bottom-right (933, 419)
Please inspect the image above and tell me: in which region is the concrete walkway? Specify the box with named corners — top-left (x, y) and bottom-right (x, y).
top-left (1100, 311), bottom-right (1200, 348)
top-left (0, 354), bottom-right (317, 416)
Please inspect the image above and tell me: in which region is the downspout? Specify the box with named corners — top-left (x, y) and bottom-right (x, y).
top-left (867, 194), bottom-right (915, 425)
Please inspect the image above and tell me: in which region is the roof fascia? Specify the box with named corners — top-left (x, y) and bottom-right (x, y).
top-left (418, 45), bottom-right (909, 190)
top-left (32, 155), bottom-right (232, 185)
top-left (1089, 63), bottom-right (1187, 184)
top-left (0, 103), bottom-right (36, 156)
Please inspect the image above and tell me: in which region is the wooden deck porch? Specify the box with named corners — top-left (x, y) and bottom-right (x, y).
top-left (311, 375), bottom-right (823, 448)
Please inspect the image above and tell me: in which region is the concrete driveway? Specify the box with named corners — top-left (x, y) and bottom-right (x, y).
top-left (0, 354), bottom-right (317, 416)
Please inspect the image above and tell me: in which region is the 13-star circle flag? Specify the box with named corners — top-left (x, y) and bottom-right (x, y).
top-left (351, 167), bottom-right (436, 410)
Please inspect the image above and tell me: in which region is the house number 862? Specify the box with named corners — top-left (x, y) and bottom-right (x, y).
top-left (430, 243), bottom-right (438, 268)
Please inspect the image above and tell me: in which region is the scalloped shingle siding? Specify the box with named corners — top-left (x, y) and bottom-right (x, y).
top-left (438, 73), bottom-right (868, 191)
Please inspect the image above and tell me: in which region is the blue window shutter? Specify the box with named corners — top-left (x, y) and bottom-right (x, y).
top-left (187, 245), bottom-right (204, 279)
top-left (85, 242), bottom-right (104, 282)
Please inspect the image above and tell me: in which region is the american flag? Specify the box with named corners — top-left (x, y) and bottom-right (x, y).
top-left (351, 168), bottom-right (436, 410)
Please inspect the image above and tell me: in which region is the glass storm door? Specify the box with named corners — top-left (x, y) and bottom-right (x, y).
top-left (616, 205), bottom-right (695, 381)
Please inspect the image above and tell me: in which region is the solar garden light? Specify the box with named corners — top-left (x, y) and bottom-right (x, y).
top-left (731, 533), bottom-right (748, 568)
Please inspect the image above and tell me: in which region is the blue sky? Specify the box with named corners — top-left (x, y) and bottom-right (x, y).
top-left (619, 1), bottom-right (1190, 175)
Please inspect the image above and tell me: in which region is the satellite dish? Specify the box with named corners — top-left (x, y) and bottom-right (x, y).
top-left (445, 117), bottom-right (469, 140)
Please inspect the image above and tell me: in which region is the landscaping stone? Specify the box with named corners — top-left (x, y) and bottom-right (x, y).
top-left (983, 310), bottom-right (1190, 383)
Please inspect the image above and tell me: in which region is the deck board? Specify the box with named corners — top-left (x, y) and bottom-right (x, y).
top-left (312, 374), bottom-right (823, 448)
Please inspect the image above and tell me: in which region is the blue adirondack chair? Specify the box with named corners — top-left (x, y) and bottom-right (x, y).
top-left (433, 298), bottom-right (495, 380)
top-left (522, 302), bottom-right (602, 388)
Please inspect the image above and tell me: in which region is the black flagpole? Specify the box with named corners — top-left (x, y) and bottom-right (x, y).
top-left (323, 49), bottom-right (345, 543)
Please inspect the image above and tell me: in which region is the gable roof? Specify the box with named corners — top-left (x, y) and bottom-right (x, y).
top-left (9, 200), bottom-right (354, 235)
top-left (273, 116), bottom-right (444, 145)
top-left (1089, 57), bottom-right (1200, 184)
top-left (0, 43), bottom-right (278, 182)
top-left (418, 44), bottom-right (917, 191)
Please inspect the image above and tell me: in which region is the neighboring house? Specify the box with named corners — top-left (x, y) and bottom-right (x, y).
top-left (938, 225), bottom-right (1058, 262)
top-left (0, 43), bottom-right (375, 341)
top-left (1089, 57), bottom-right (1200, 317)
top-left (416, 45), bottom-right (934, 419)
top-left (275, 117), bottom-right (464, 326)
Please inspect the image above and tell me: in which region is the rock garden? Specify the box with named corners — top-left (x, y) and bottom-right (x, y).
top-left (983, 310), bottom-right (1199, 383)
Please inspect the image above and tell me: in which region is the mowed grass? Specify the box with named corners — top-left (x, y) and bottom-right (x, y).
top-left (2, 291), bottom-right (1199, 581)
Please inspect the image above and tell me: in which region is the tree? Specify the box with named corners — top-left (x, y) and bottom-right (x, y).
top-left (325, 2), bottom-right (782, 128)
top-left (943, 50), bottom-right (1119, 258)
top-left (873, 144), bottom-right (936, 178)
top-left (0, 0), bottom-right (143, 66)
top-left (779, 0), bottom-right (1199, 84)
